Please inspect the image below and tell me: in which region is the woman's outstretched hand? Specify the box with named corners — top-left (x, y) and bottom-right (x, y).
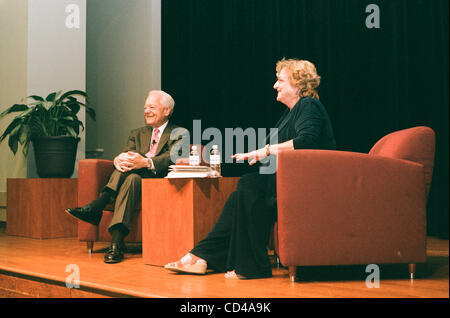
top-left (232, 147), bottom-right (267, 165)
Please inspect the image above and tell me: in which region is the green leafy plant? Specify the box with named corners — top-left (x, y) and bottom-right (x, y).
top-left (0, 90), bottom-right (95, 155)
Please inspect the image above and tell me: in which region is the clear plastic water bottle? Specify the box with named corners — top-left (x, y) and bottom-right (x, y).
top-left (189, 145), bottom-right (200, 166)
top-left (209, 145), bottom-right (221, 177)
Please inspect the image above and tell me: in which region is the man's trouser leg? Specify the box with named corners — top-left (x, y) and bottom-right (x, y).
top-left (105, 170), bottom-right (148, 235)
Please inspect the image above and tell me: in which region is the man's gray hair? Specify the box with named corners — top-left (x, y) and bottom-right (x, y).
top-left (148, 90), bottom-right (175, 115)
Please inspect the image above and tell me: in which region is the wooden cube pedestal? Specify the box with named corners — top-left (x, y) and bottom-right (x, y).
top-left (142, 177), bottom-right (239, 266)
top-left (6, 178), bottom-right (78, 239)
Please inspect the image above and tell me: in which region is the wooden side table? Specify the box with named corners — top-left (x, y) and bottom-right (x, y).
top-left (142, 177), bottom-right (239, 266)
top-left (6, 178), bottom-right (78, 239)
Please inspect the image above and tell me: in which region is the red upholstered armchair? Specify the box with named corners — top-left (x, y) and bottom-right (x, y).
top-left (77, 145), bottom-right (207, 253)
top-left (276, 126), bottom-right (435, 282)
top-left (77, 159), bottom-right (142, 253)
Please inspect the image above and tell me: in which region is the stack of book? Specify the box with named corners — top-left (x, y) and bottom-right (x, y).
top-left (166, 165), bottom-right (211, 178)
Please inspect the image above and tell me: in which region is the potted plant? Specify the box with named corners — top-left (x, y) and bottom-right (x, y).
top-left (0, 90), bottom-right (95, 178)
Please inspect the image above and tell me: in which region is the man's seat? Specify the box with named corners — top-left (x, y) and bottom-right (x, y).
top-left (76, 159), bottom-right (142, 253)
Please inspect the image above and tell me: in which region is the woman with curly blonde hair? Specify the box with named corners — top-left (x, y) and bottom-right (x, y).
top-left (276, 58), bottom-right (321, 100)
top-left (165, 58), bottom-right (336, 279)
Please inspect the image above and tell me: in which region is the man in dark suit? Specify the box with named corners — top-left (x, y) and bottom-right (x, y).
top-left (67, 90), bottom-right (188, 263)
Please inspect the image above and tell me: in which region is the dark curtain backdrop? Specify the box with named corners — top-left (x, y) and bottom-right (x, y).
top-left (161, 0), bottom-right (449, 238)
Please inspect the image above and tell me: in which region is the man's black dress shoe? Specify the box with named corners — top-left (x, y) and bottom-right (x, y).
top-left (65, 204), bottom-right (102, 226)
top-left (104, 243), bottom-right (124, 264)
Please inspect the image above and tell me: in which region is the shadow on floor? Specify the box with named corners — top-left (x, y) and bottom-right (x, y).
top-left (287, 256), bottom-right (448, 282)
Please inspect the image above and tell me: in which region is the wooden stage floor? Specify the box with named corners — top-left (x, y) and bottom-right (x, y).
top-left (0, 226), bottom-right (448, 298)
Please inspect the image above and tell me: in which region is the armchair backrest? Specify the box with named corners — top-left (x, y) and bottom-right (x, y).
top-left (369, 126), bottom-right (435, 198)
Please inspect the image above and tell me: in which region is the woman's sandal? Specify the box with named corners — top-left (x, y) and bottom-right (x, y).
top-left (164, 253), bottom-right (207, 275)
top-left (225, 270), bottom-right (246, 280)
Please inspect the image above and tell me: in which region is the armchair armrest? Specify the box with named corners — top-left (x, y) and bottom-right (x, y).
top-left (276, 150), bottom-right (427, 266)
top-left (78, 159), bottom-right (114, 206)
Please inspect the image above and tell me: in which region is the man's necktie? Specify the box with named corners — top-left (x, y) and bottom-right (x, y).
top-left (146, 128), bottom-right (160, 158)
